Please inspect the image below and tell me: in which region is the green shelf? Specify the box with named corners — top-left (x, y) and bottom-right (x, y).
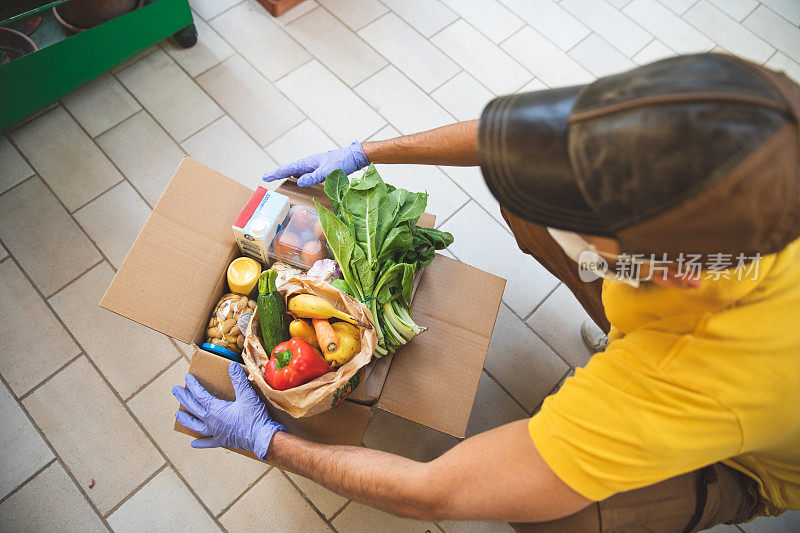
top-left (0, 0), bottom-right (193, 131)
top-left (0, 0), bottom-right (70, 25)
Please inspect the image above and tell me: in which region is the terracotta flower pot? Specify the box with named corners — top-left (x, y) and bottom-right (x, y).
top-left (54, 0), bottom-right (142, 32)
top-left (0, 28), bottom-right (38, 64)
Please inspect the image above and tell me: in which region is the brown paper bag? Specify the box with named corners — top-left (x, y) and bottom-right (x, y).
top-left (242, 277), bottom-right (376, 418)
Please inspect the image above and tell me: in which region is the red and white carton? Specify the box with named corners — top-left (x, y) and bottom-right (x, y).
top-left (232, 187), bottom-right (290, 264)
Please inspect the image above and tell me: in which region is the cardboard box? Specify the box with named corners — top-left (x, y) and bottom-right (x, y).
top-left (101, 157), bottom-right (505, 458)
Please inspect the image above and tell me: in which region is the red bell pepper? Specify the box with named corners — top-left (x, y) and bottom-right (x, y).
top-left (265, 337), bottom-right (332, 390)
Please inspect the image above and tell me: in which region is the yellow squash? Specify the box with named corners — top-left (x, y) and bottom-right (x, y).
top-left (289, 319), bottom-right (319, 349)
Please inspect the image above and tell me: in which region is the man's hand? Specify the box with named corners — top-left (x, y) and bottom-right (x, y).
top-left (262, 141), bottom-right (368, 187)
top-left (172, 362), bottom-right (285, 460)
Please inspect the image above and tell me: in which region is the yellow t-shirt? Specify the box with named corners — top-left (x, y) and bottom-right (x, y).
top-left (529, 238), bottom-right (800, 516)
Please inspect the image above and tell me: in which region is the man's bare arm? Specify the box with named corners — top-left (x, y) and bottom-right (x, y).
top-left (362, 120), bottom-right (479, 167)
top-left (267, 419), bottom-right (590, 523)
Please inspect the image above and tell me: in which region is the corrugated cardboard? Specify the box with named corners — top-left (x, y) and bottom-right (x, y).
top-left (101, 157), bottom-right (505, 448)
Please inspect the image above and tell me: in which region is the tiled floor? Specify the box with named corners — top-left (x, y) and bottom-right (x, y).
top-left (1, 0), bottom-right (799, 531)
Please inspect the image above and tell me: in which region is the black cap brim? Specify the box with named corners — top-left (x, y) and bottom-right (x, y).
top-left (478, 85), bottom-right (611, 236)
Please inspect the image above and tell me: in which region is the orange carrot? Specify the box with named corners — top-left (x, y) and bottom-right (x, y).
top-left (312, 318), bottom-right (339, 354)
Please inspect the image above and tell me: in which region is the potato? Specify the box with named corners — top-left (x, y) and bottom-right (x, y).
top-left (206, 327), bottom-right (220, 339)
top-left (221, 318), bottom-right (235, 334)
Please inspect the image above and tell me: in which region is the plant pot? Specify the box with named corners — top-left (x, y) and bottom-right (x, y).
top-left (54, 0), bottom-right (143, 32)
top-left (0, 28), bottom-right (38, 64)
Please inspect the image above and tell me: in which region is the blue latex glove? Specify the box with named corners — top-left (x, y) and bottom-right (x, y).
top-left (172, 363), bottom-right (285, 460)
top-left (262, 141), bottom-right (368, 187)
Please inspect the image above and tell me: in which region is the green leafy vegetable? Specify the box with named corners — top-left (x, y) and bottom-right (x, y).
top-left (314, 165), bottom-right (454, 356)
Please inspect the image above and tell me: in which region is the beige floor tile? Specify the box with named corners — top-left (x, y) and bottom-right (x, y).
top-left (766, 52), bottom-right (800, 84)
top-left (355, 66), bottom-right (454, 135)
top-left (0, 135), bottom-right (33, 195)
top-left (632, 39), bottom-right (676, 66)
top-left (502, 27), bottom-right (595, 89)
top-left (743, 5), bottom-right (800, 64)
top-left (272, 0), bottom-right (319, 25)
top-left (702, 524), bottom-right (744, 532)
top-left (358, 13), bottom-right (460, 93)
top-left (431, 72), bottom-right (494, 122)
top-left (497, 0), bottom-right (590, 51)
top-left (74, 182), bottom-right (151, 269)
top-left (684, 1), bottom-right (775, 64)
top-left (0, 462), bottom-right (105, 533)
top-left (438, 165), bottom-right (506, 228)
top-left (466, 372), bottom-right (528, 437)
top-left (516, 78), bottom-right (547, 93)
top-left (190, 0), bottom-right (241, 20)
top-left (569, 34), bottom-right (636, 78)
top-left (10, 107), bottom-right (123, 212)
top-left (162, 16), bottom-right (234, 77)
top-left (440, 0), bottom-right (523, 43)
top-left (483, 303), bottom-right (569, 412)
top-left (96, 112), bottom-right (186, 207)
top-left (759, 0), bottom-right (800, 25)
top-left (366, 123), bottom-right (402, 142)
top-left (623, 0), bottom-right (715, 54)
top-left (172, 338), bottom-right (195, 359)
top-left (61, 73), bottom-right (141, 137)
top-left (606, 0), bottom-right (631, 7)
top-left (23, 356), bottom-right (164, 514)
top-left (285, 471), bottom-right (348, 518)
top-left (111, 45), bottom-right (160, 74)
top-left (197, 55), bottom-right (304, 146)
top-left (107, 467), bottom-right (220, 532)
top-left (0, 245), bottom-right (6, 261)
top-left (286, 7), bottom-right (386, 87)
top-left (0, 380), bottom-right (54, 499)
top-left (375, 162), bottom-right (468, 224)
top-left (380, 0), bottom-right (457, 38)
top-left (219, 469), bottom-right (331, 532)
top-left (562, 0), bottom-right (652, 56)
top-left (440, 519), bottom-right (514, 532)
top-left (707, 0), bottom-right (758, 22)
top-left (363, 409), bottom-right (459, 462)
top-left (439, 201), bottom-right (560, 317)
top-left (276, 60), bottom-right (386, 145)
top-left (127, 359), bottom-right (269, 515)
top-left (264, 120), bottom-right (338, 166)
top-left (182, 116), bottom-right (276, 190)
top-left (117, 49), bottom-right (223, 141)
top-left (740, 510), bottom-right (800, 532)
top-left (49, 263), bottom-right (179, 399)
top-left (527, 284), bottom-right (593, 368)
top-left (332, 502), bottom-right (436, 532)
top-left (654, 0), bottom-right (695, 15)
top-left (0, 177), bottom-right (101, 296)
top-left (210, 1), bottom-right (311, 81)
top-left (432, 20), bottom-right (531, 95)
top-left (318, 0), bottom-right (387, 30)
top-left (0, 261), bottom-right (79, 396)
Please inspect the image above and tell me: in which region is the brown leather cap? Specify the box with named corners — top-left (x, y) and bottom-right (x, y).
top-left (478, 54), bottom-right (800, 257)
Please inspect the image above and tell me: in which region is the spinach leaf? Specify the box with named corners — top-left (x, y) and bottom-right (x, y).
top-left (324, 169), bottom-right (350, 216)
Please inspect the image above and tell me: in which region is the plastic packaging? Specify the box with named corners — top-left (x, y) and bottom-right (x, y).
top-left (204, 293), bottom-right (257, 359)
top-left (269, 205), bottom-right (329, 269)
top-left (232, 188), bottom-right (290, 264)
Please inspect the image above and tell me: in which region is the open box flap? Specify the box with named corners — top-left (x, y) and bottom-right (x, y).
top-left (174, 349), bottom-right (372, 448)
top-left (376, 256), bottom-right (506, 438)
top-left (100, 157), bottom-right (252, 343)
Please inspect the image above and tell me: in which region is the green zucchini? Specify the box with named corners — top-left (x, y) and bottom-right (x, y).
top-left (257, 270), bottom-right (289, 355)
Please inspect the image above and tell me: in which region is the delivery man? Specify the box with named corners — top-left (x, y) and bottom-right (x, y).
top-left (172, 54), bottom-right (800, 530)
